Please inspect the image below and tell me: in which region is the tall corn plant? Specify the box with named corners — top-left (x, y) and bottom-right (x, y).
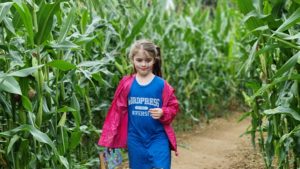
top-left (159, 0), bottom-right (245, 128)
top-left (0, 0), bottom-right (118, 168)
top-left (236, 0), bottom-right (300, 168)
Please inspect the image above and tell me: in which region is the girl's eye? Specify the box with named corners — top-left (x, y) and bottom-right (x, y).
top-left (146, 59), bottom-right (153, 62)
top-left (136, 59), bottom-right (143, 62)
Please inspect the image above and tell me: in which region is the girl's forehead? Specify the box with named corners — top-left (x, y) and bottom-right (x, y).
top-left (134, 49), bottom-right (153, 59)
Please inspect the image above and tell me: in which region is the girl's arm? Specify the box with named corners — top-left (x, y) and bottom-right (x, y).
top-left (159, 83), bottom-right (179, 125)
top-left (98, 75), bottom-right (130, 147)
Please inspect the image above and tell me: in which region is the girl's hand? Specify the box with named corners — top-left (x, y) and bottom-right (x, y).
top-left (148, 108), bottom-right (163, 119)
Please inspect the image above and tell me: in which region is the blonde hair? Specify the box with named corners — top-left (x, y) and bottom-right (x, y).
top-left (129, 39), bottom-right (162, 77)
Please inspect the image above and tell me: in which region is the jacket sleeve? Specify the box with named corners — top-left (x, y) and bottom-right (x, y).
top-left (98, 76), bottom-right (129, 147)
top-left (159, 82), bottom-right (179, 125)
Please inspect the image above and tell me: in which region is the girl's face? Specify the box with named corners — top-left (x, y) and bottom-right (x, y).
top-left (132, 49), bottom-right (155, 77)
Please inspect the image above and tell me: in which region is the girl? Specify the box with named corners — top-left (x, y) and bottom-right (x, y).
top-left (98, 39), bottom-right (179, 169)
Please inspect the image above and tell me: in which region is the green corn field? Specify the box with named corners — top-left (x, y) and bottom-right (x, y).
top-left (0, 0), bottom-right (299, 168)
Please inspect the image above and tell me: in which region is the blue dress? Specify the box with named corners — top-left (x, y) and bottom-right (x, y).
top-left (127, 76), bottom-right (171, 169)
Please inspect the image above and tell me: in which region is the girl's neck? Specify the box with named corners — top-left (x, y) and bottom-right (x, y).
top-left (135, 73), bottom-right (155, 86)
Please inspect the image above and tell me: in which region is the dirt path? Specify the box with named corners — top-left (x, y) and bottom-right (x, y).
top-left (171, 112), bottom-right (265, 169)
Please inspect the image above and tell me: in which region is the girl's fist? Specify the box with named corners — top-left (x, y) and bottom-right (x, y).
top-left (148, 108), bottom-right (163, 119)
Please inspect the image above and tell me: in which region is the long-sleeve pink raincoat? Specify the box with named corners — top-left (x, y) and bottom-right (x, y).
top-left (98, 74), bottom-right (179, 155)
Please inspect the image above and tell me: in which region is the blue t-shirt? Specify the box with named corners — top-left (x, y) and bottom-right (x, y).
top-left (127, 75), bottom-right (171, 169)
top-left (128, 75), bottom-right (165, 140)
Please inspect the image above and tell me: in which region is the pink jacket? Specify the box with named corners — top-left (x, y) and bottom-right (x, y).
top-left (98, 74), bottom-right (179, 155)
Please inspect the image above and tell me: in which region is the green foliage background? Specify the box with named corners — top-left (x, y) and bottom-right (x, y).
top-left (0, 0), bottom-right (299, 168)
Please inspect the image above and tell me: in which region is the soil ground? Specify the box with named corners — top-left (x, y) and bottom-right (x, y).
top-left (171, 112), bottom-right (265, 169)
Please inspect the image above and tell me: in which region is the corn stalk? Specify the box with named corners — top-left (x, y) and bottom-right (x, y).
top-left (236, 0), bottom-right (300, 168)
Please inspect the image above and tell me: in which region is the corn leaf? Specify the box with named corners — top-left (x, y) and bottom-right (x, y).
top-left (7, 65), bottom-right (43, 77)
top-left (276, 8), bottom-right (300, 33)
top-left (7, 135), bottom-right (20, 154)
top-left (47, 60), bottom-right (76, 71)
top-left (0, 2), bottom-right (13, 23)
top-left (35, 0), bottom-right (64, 45)
top-left (272, 51), bottom-right (300, 79)
top-left (0, 76), bottom-right (22, 95)
top-left (263, 106), bottom-right (300, 121)
top-left (58, 7), bottom-right (76, 42)
top-left (13, 1), bottom-right (34, 46)
top-left (123, 13), bottom-right (148, 48)
top-left (21, 95), bottom-right (32, 112)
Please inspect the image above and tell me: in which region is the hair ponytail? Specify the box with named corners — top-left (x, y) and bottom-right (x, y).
top-left (153, 46), bottom-right (162, 77)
